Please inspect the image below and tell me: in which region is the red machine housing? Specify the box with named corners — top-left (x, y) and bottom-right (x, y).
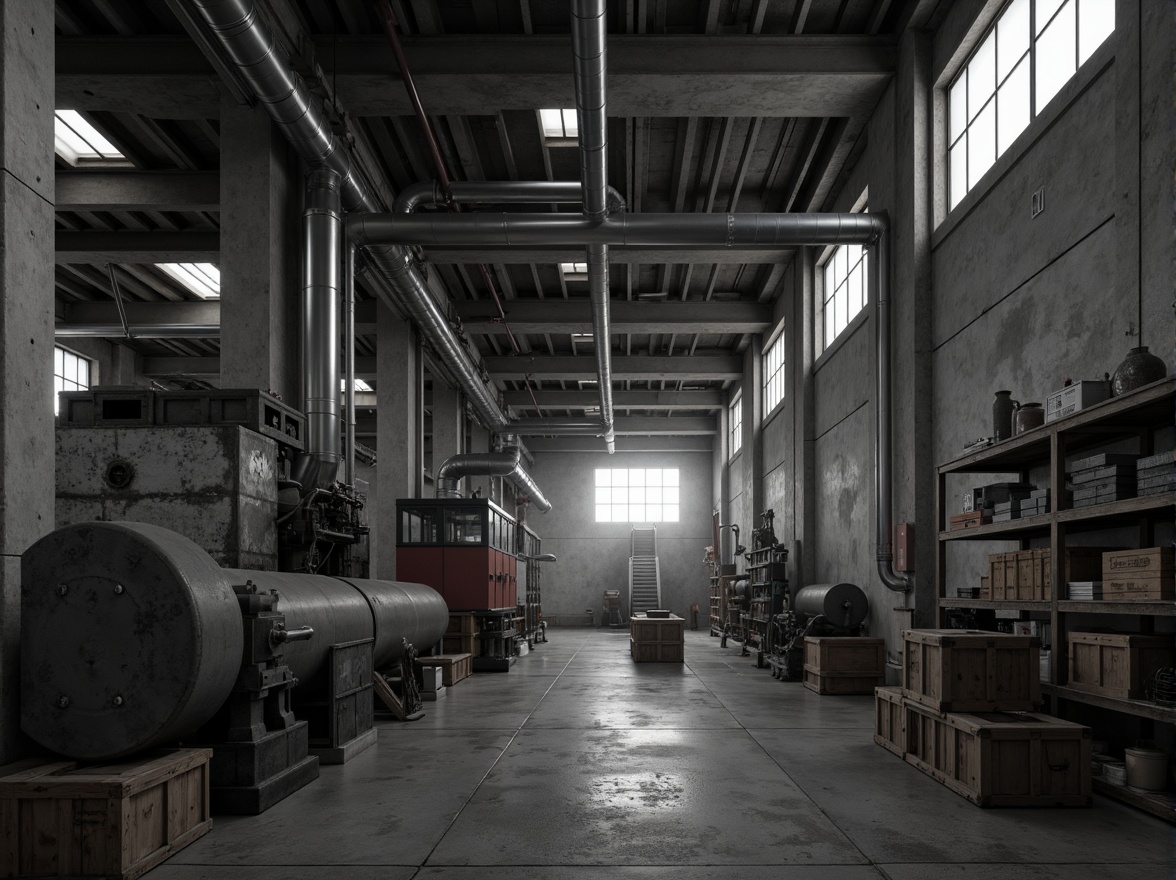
top-left (396, 498), bottom-right (517, 611)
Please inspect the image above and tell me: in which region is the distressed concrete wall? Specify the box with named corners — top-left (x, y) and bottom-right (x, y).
top-left (527, 450), bottom-right (713, 622)
top-left (0, 0), bottom-right (54, 763)
top-left (56, 426), bottom-right (279, 570)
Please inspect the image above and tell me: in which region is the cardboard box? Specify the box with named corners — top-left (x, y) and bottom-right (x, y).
top-left (1045, 381), bottom-right (1110, 423)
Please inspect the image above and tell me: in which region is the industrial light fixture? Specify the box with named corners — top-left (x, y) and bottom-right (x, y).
top-left (156, 263), bottom-right (221, 300)
top-left (54, 110), bottom-right (130, 167)
top-left (636, 291), bottom-right (669, 300)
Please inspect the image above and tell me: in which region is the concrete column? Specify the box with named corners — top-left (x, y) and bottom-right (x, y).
top-left (793, 248), bottom-right (817, 587)
top-left (0, 0), bottom-right (55, 763)
top-left (742, 337), bottom-right (764, 527)
top-left (376, 302), bottom-right (422, 578)
top-left (430, 379), bottom-right (463, 474)
top-left (467, 422), bottom-right (493, 499)
top-left (218, 96), bottom-right (298, 399)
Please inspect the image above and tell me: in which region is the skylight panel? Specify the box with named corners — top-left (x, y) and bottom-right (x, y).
top-left (156, 263), bottom-right (221, 300)
top-left (560, 261), bottom-right (588, 279)
top-left (54, 110), bottom-right (127, 166)
top-left (540, 109), bottom-right (578, 140)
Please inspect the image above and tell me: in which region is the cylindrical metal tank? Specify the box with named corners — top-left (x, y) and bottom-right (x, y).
top-left (793, 582), bottom-right (869, 630)
top-left (21, 521), bottom-right (244, 761)
top-left (22, 521), bottom-right (449, 761)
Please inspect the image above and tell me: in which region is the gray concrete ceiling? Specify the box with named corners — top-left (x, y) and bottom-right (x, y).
top-left (51, 0), bottom-right (946, 436)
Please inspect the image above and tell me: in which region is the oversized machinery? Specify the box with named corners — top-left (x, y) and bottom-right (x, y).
top-left (21, 520), bottom-right (447, 813)
top-left (769, 582), bottom-right (872, 680)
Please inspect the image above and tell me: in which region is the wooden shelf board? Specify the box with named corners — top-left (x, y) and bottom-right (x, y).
top-left (1092, 778), bottom-right (1176, 824)
top-left (938, 514), bottom-right (1052, 541)
top-left (1055, 492), bottom-right (1175, 523)
top-left (1042, 683), bottom-right (1176, 723)
top-left (938, 598), bottom-right (1051, 611)
top-left (939, 493), bottom-right (1174, 539)
top-left (1058, 600), bottom-right (1176, 616)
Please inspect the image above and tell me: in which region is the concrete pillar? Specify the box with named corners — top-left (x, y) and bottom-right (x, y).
top-left (0, 0), bottom-right (55, 763)
top-left (375, 302), bottom-right (423, 578)
top-left (742, 337), bottom-right (764, 527)
top-left (218, 96), bottom-right (298, 399)
top-left (793, 248), bottom-right (817, 587)
top-left (467, 422), bottom-right (493, 499)
top-left (430, 378), bottom-right (463, 474)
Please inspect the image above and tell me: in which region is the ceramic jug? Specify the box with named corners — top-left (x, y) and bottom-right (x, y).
top-left (1014, 402), bottom-right (1044, 435)
top-left (993, 390), bottom-right (1018, 441)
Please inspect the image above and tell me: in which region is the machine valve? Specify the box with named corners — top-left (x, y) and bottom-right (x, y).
top-left (270, 625), bottom-right (314, 648)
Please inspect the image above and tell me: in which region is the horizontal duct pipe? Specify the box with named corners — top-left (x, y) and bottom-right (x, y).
top-left (54, 324), bottom-right (219, 339)
top-left (435, 443), bottom-right (551, 513)
top-left (395, 180), bottom-right (625, 213)
top-left (348, 211), bottom-right (884, 249)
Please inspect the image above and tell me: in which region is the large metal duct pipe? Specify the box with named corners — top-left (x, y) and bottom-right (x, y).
top-left (394, 180), bottom-right (626, 214)
top-left (435, 442), bottom-right (552, 513)
top-left (21, 521), bottom-right (448, 761)
top-left (189, 0), bottom-right (511, 436)
top-left (54, 324), bottom-right (220, 339)
top-left (572, 0), bottom-right (615, 453)
top-left (873, 221), bottom-right (912, 593)
top-left (299, 168), bottom-right (343, 488)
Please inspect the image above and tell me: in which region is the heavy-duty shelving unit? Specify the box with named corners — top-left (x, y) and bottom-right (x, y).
top-left (744, 545), bottom-right (789, 666)
top-left (935, 376), bottom-right (1175, 821)
top-left (709, 563), bottom-right (735, 637)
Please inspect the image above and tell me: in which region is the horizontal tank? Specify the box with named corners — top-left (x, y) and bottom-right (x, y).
top-left (793, 582), bottom-right (869, 630)
top-left (22, 521), bottom-right (447, 761)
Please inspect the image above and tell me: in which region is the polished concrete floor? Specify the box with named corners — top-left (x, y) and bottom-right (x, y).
top-left (156, 629), bottom-right (1175, 879)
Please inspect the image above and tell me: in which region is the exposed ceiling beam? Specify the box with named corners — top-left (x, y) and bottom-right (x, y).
top-left (57, 35), bottom-right (895, 118)
top-left (356, 415), bottom-right (715, 437)
top-left (482, 355), bottom-right (742, 380)
top-left (502, 389), bottom-right (723, 410)
top-left (56, 232), bottom-right (219, 263)
top-left (455, 300), bottom-right (771, 335)
top-left (56, 300), bottom-right (221, 337)
top-left (56, 172), bottom-right (219, 213)
top-left (141, 356), bottom-right (222, 377)
top-left (419, 246), bottom-right (796, 264)
top-left (525, 435), bottom-right (713, 453)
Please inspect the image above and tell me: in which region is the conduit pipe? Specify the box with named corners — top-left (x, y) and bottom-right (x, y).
top-left (54, 324), bottom-right (220, 339)
top-left (872, 220), bottom-right (912, 593)
top-left (572, 0), bottom-right (616, 453)
top-left (344, 243), bottom-right (357, 487)
top-left (393, 180), bottom-right (626, 215)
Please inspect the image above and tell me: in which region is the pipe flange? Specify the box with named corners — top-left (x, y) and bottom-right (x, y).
top-left (104, 460), bottom-right (135, 490)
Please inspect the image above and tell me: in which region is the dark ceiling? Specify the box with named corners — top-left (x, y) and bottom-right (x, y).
top-left (53, 0), bottom-right (944, 433)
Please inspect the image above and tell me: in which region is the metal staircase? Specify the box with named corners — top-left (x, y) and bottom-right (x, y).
top-left (628, 527), bottom-right (662, 616)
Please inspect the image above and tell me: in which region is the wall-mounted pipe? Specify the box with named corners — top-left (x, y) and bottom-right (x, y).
top-left (435, 441), bottom-right (552, 513)
top-left (873, 220), bottom-right (912, 593)
top-left (344, 243), bottom-right (357, 487)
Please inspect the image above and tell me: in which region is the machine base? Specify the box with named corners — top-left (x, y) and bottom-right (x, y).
top-left (211, 755), bottom-right (320, 815)
top-left (309, 726), bottom-right (379, 765)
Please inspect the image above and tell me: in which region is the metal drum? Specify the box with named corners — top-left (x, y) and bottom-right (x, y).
top-left (793, 582), bottom-right (869, 629)
top-left (21, 521), bottom-right (244, 761)
top-left (336, 576), bottom-right (450, 667)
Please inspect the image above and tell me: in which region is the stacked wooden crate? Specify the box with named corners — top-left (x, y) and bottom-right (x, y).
top-left (630, 614), bottom-right (685, 662)
top-left (873, 629), bottom-right (1091, 807)
top-left (986, 548), bottom-right (1106, 600)
top-left (802, 637), bottom-right (886, 694)
top-left (442, 612), bottom-right (478, 655)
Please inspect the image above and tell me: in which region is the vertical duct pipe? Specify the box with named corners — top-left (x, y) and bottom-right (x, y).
top-left (571, 0), bottom-right (616, 453)
top-left (344, 242), bottom-right (357, 487)
top-left (299, 168), bottom-right (342, 489)
top-left (873, 219), bottom-right (911, 593)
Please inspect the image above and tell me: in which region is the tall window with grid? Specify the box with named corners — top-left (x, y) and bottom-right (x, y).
top-left (821, 241), bottom-right (868, 352)
top-left (762, 332), bottom-right (786, 417)
top-left (54, 346), bottom-right (91, 415)
top-left (594, 468), bottom-right (680, 523)
top-left (729, 392), bottom-right (743, 457)
top-left (949, 0), bottom-right (1115, 210)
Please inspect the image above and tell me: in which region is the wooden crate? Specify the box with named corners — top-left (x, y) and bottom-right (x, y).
top-left (1066, 631), bottom-right (1175, 700)
top-left (988, 553), bottom-right (1020, 600)
top-left (902, 629), bottom-right (1040, 713)
top-left (0, 749), bottom-right (212, 880)
top-left (803, 637), bottom-right (885, 695)
top-left (446, 613), bottom-right (479, 636)
top-left (630, 614), bottom-right (684, 663)
top-left (903, 702), bottom-right (1091, 807)
top-left (415, 653), bottom-right (473, 686)
top-left (442, 633), bottom-right (477, 655)
top-left (1102, 547), bottom-right (1175, 600)
top-left (874, 686), bottom-right (907, 757)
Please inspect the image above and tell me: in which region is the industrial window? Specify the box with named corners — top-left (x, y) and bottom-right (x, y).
top-left (540, 109), bottom-right (579, 141)
top-left (948, 0), bottom-right (1115, 209)
top-left (595, 468), bottom-right (680, 524)
top-left (156, 263), bottom-right (221, 299)
top-left (54, 110), bottom-right (129, 167)
top-left (560, 261), bottom-right (588, 281)
top-left (729, 392), bottom-right (743, 457)
top-left (762, 331), bottom-right (785, 417)
top-left (821, 241), bottom-right (868, 351)
top-left (54, 346), bottom-right (91, 415)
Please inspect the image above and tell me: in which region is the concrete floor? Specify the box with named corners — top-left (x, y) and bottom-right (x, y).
top-left (155, 629), bottom-right (1175, 879)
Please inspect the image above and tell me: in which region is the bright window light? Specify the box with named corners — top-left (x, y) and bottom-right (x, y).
top-left (156, 263), bottom-right (221, 299)
top-left (571, 333), bottom-right (595, 345)
top-left (763, 331), bottom-right (786, 416)
top-left (821, 230), bottom-right (868, 351)
top-left (540, 108), bottom-right (579, 139)
top-left (948, 0), bottom-right (1114, 210)
top-left (341, 379), bottom-right (374, 393)
top-left (560, 262), bottom-right (588, 278)
top-left (54, 346), bottom-right (91, 415)
top-left (594, 468), bottom-right (680, 523)
top-left (54, 110), bottom-right (127, 166)
top-left (729, 392), bottom-right (743, 458)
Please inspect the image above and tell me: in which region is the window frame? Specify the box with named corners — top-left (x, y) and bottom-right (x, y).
top-left (729, 391), bottom-right (743, 458)
top-left (762, 329), bottom-right (786, 420)
top-left (818, 229), bottom-right (869, 355)
top-left (54, 345), bottom-right (92, 415)
top-left (593, 467), bottom-right (681, 524)
top-left (947, 0), bottom-right (1115, 210)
